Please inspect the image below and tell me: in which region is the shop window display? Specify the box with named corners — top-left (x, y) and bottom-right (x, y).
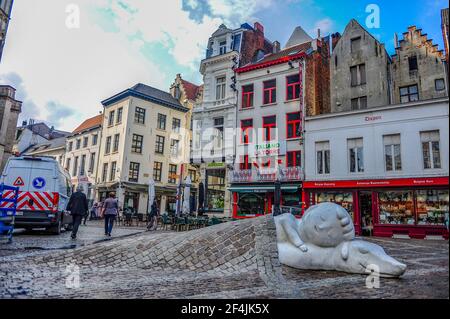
top-left (416, 190), bottom-right (449, 226)
top-left (315, 192), bottom-right (354, 220)
top-left (378, 191), bottom-right (414, 225)
top-left (206, 169), bottom-right (226, 212)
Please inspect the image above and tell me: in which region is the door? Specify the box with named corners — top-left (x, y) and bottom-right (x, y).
top-left (359, 191), bottom-right (373, 236)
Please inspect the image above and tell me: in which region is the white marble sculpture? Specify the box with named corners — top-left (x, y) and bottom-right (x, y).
top-left (275, 203), bottom-right (407, 278)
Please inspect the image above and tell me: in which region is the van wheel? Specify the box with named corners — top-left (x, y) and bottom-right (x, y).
top-left (48, 220), bottom-right (62, 235)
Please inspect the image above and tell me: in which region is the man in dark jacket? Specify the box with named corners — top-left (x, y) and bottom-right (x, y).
top-left (66, 185), bottom-right (89, 240)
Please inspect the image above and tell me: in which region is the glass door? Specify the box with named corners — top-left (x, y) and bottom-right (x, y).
top-left (359, 191), bottom-right (373, 236)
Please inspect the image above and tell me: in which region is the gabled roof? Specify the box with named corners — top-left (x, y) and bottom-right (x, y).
top-left (17, 122), bottom-right (69, 140)
top-left (102, 83), bottom-right (189, 113)
top-left (23, 136), bottom-right (67, 155)
top-left (285, 26), bottom-right (313, 49)
top-left (180, 79), bottom-right (201, 101)
top-left (72, 114), bottom-right (103, 134)
top-left (211, 24), bottom-right (232, 38)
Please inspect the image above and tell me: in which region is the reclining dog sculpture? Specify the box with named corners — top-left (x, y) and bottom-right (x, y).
top-left (275, 203), bottom-right (407, 278)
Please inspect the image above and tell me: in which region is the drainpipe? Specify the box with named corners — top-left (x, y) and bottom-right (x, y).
top-left (94, 107), bottom-right (105, 202)
top-left (299, 58), bottom-right (306, 213)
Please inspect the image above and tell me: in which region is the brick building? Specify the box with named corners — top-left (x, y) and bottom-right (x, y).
top-left (229, 26), bottom-right (330, 218)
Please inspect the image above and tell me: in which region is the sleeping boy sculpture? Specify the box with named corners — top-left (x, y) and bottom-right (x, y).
top-left (275, 203), bottom-right (407, 278)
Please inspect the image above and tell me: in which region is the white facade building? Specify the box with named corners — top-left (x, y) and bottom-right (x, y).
top-left (192, 22), bottom-right (274, 217)
top-left (65, 114), bottom-right (103, 203)
top-left (304, 97), bottom-right (449, 239)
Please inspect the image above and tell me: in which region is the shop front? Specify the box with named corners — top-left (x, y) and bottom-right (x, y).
top-left (230, 183), bottom-right (302, 219)
top-left (303, 177), bottom-right (449, 239)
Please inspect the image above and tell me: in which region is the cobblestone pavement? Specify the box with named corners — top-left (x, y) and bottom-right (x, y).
top-left (0, 221), bottom-right (148, 258)
top-left (0, 216), bottom-right (448, 299)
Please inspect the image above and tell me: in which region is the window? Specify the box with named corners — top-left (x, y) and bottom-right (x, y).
top-left (89, 153), bottom-right (96, 173)
top-left (131, 134), bottom-right (143, 154)
top-left (408, 56), bottom-right (418, 71)
top-left (110, 161), bottom-right (117, 182)
top-left (129, 162), bottom-right (140, 183)
top-left (286, 112), bottom-right (301, 139)
top-left (92, 134), bottom-right (98, 146)
top-left (73, 156), bottom-right (79, 177)
top-left (316, 141), bottom-right (330, 175)
top-left (153, 162), bottom-right (162, 182)
top-left (287, 151), bottom-right (301, 168)
top-left (65, 158), bottom-right (71, 171)
top-left (172, 118), bottom-right (181, 133)
top-left (232, 33), bottom-right (241, 52)
top-left (170, 139), bottom-right (180, 157)
top-left (68, 142), bottom-right (73, 152)
top-left (351, 96), bottom-right (367, 110)
top-left (102, 163), bottom-right (108, 182)
top-left (263, 116), bottom-right (276, 141)
top-left (263, 80), bottom-right (277, 104)
top-left (350, 64), bottom-right (366, 86)
top-left (286, 74), bottom-right (301, 100)
top-left (350, 37), bottom-right (361, 53)
top-left (400, 85), bottom-right (419, 103)
top-left (155, 135), bottom-right (165, 154)
top-left (241, 119), bottom-right (253, 144)
top-left (206, 169), bottom-right (226, 212)
top-left (384, 134), bottom-right (402, 171)
top-left (168, 164), bottom-right (177, 184)
top-left (240, 155), bottom-right (252, 170)
top-left (189, 169), bottom-right (197, 183)
top-left (219, 40), bottom-right (227, 55)
top-left (108, 110), bottom-right (115, 127)
top-left (348, 138), bottom-right (364, 173)
top-left (76, 139), bottom-right (81, 150)
top-left (216, 76), bottom-right (226, 100)
top-left (157, 113), bottom-right (166, 130)
top-left (135, 107), bottom-right (146, 124)
top-left (83, 137), bottom-right (88, 148)
top-left (213, 117), bottom-right (224, 154)
top-left (105, 136), bottom-right (112, 154)
top-left (435, 78), bottom-right (445, 91)
top-left (80, 155), bottom-right (86, 176)
top-left (421, 131), bottom-right (441, 169)
top-left (315, 192), bottom-right (354, 220)
top-left (378, 191), bottom-right (414, 225)
top-left (416, 190), bottom-right (448, 225)
top-left (242, 84), bottom-right (254, 108)
top-left (112, 134), bottom-right (120, 152)
top-left (116, 107), bottom-right (123, 124)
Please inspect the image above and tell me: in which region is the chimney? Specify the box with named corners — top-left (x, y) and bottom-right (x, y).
top-left (317, 28), bottom-right (321, 39)
top-left (254, 22), bottom-right (264, 35)
top-left (22, 120), bottom-right (27, 126)
top-left (331, 32), bottom-right (341, 51)
top-left (394, 33), bottom-right (399, 48)
top-left (273, 41), bottom-right (280, 53)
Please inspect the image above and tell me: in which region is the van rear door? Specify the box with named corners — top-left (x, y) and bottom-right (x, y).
top-left (2, 158), bottom-right (58, 212)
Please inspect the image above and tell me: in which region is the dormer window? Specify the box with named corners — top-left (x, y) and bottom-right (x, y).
top-left (219, 40), bottom-right (227, 55)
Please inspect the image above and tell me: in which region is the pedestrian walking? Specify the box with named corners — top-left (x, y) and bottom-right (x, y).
top-left (147, 200), bottom-right (159, 231)
top-left (66, 185), bottom-right (89, 240)
top-left (101, 192), bottom-right (119, 237)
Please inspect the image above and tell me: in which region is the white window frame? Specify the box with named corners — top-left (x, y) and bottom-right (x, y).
top-left (348, 138), bottom-right (364, 173)
top-left (421, 131), bottom-right (441, 170)
top-left (216, 76), bottom-right (226, 101)
top-left (383, 134), bottom-right (402, 172)
top-left (316, 141), bottom-right (330, 175)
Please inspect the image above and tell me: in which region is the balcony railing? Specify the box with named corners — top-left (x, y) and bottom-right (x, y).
top-left (229, 167), bottom-right (303, 183)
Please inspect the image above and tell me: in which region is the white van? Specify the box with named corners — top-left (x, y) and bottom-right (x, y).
top-left (1, 156), bottom-right (73, 234)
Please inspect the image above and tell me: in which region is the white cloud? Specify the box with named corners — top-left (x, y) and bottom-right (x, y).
top-left (0, 0), bottom-right (292, 131)
top-left (311, 18), bottom-right (334, 36)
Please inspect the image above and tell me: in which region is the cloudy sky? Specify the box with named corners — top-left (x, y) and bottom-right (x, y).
top-left (0, 0), bottom-right (447, 132)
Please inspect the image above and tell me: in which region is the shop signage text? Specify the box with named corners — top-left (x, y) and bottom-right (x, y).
top-left (252, 141), bottom-right (286, 157)
top-left (304, 177), bottom-right (449, 189)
